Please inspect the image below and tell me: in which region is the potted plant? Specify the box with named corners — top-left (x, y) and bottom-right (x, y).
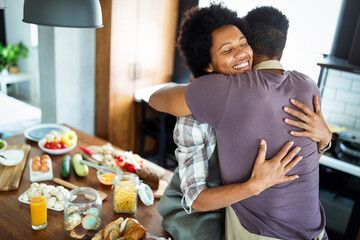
top-left (0, 42), bottom-right (29, 74)
top-left (0, 43), bottom-right (7, 75)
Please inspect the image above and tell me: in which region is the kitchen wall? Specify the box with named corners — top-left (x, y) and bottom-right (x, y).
top-left (4, 0), bottom-right (95, 136)
top-left (38, 26), bottom-right (95, 135)
top-left (322, 70), bottom-right (360, 136)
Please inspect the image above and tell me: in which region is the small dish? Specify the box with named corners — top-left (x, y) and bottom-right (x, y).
top-left (97, 171), bottom-right (117, 185)
top-left (24, 124), bottom-right (70, 142)
top-left (0, 149), bottom-right (24, 166)
top-left (38, 138), bottom-right (76, 155)
top-left (0, 139), bottom-right (7, 153)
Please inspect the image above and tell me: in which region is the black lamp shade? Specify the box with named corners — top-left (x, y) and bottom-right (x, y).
top-left (23, 0), bottom-right (103, 28)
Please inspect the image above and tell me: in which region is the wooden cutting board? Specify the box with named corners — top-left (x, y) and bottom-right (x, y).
top-left (0, 144), bottom-right (31, 191)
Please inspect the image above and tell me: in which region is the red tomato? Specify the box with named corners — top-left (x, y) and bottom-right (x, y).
top-left (50, 142), bottom-right (61, 149)
top-left (124, 162), bottom-right (136, 173)
top-left (60, 142), bottom-right (68, 149)
top-left (44, 142), bottom-right (51, 149)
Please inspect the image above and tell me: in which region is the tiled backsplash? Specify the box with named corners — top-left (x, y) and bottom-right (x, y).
top-left (321, 69), bottom-right (360, 134)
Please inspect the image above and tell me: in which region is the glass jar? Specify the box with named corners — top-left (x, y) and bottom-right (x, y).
top-left (64, 187), bottom-right (102, 239)
top-left (113, 172), bottom-right (139, 213)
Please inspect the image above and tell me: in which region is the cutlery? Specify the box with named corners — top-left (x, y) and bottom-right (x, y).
top-left (0, 155), bottom-right (6, 159)
top-left (79, 146), bottom-right (102, 162)
top-left (79, 159), bottom-right (120, 175)
top-left (53, 177), bottom-right (107, 201)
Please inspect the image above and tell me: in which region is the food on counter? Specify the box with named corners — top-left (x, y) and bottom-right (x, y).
top-left (82, 215), bottom-right (99, 229)
top-left (70, 229), bottom-right (86, 239)
top-left (32, 161), bottom-right (41, 171)
top-left (31, 155), bottom-right (50, 173)
top-left (60, 155), bottom-right (71, 178)
top-left (40, 163), bottom-right (50, 173)
top-left (85, 144), bottom-right (162, 190)
top-left (114, 180), bottom-right (137, 213)
top-left (0, 139), bottom-right (5, 150)
top-left (92, 217), bottom-right (148, 240)
top-left (72, 154), bottom-right (89, 177)
top-left (19, 183), bottom-right (69, 211)
top-left (64, 205), bottom-right (101, 239)
top-left (61, 130), bottom-right (78, 147)
top-left (43, 130), bottom-right (78, 150)
top-left (135, 167), bottom-right (160, 190)
top-left (97, 172), bottom-right (117, 186)
top-left (65, 213), bottom-right (82, 231)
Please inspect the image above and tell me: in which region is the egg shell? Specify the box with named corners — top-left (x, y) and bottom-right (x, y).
top-left (32, 162), bottom-right (41, 171)
top-left (40, 159), bottom-right (49, 164)
top-left (32, 156), bottom-right (40, 162)
top-left (41, 154), bottom-right (50, 160)
top-left (41, 163), bottom-right (50, 173)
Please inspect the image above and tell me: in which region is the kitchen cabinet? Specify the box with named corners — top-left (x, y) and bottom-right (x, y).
top-left (95, 0), bottom-right (179, 151)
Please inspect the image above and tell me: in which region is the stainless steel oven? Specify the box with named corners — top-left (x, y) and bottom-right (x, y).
top-left (319, 133), bottom-right (360, 240)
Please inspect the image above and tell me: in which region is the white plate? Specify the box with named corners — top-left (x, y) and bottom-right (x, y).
top-left (0, 149), bottom-right (24, 166)
top-left (0, 139), bottom-right (7, 153)
top-left (18, 189), bottom-right (63, 212)
top-left (38, 138), bottom-right (76, 155)
top-left (24, 124), bottom-right (70, 142)
top-left (29, 156), bottom-right (54, 182)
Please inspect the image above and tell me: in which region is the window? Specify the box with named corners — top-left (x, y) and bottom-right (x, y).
top-left (199, 0), bottom-right (343, 82)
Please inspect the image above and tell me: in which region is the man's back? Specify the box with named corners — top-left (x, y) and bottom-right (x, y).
top-left (185, 69), bottom-right (326, 239)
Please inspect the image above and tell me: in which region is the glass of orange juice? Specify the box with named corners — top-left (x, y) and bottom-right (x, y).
top-left (30, 196), bottom-right (47, 230)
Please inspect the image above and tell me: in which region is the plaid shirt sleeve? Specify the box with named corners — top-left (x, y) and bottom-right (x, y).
top-left (173, 115), bottom-right (216, 213)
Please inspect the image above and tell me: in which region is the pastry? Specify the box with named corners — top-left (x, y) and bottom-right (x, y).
top-left (136, 167), bottom-right (160, 190)
top-left (70, 228), bottom-right (86, 239)
top-left (123, 223), bottom-right (147, 240)
top-left (106, 229), bottom-right (121, 240)
top-left (86, 207), bottom-right (100, 217)
top-left (82, 215), bottom-right (99, 230)
top-left (65, 213), bottom-right (82, 231)
top-left (123, 218), bottom-right (137, 234)
top-left (66, 206), bottom-right (79, 215)
top-left (102, 221), bottom-right (119, 239)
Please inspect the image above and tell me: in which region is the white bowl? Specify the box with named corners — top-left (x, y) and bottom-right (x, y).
top-left (38, 138), bottom-right (76, 155)
top-left (0, 139), bottom-right (7, 153)
top-left (0, 149), bottom-right (24, 166)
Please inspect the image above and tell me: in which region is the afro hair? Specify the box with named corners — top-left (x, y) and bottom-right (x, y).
top-left (177, 3), bottom-right (252, 78)
top-left (245, 6), bottom-right (289, 59)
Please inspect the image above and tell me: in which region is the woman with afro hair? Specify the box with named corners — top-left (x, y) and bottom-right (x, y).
top-left (155, 3), bottom-right (330, 240)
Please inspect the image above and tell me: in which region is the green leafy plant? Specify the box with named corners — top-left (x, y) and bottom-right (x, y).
top-left (0, 43), bottom-right (6, 71)
top-left (0, 42), bottom-right (29, 70)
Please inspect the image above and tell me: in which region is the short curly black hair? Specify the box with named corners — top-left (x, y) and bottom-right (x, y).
top-left (244, 6), bottom-right (289, 60)
top-left (178, 3), bottom-right (252, 78)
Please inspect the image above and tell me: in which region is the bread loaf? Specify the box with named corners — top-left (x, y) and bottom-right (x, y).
top-left (92, 217), bottom-right (147, 240)
top-left (136, 167), bottom-right (160, 190)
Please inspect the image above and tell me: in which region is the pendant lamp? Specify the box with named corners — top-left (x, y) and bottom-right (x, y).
top-left (23, 0), bottom-right (103, 28)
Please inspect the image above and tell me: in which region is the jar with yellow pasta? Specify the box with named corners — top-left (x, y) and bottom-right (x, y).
top-left (113, 173), bottom-right (139, 213)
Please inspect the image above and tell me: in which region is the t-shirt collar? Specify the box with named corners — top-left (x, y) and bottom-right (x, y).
top-left (253, 60), bottom-right (284, 71)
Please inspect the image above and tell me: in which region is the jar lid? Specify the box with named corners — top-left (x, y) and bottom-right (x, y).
top-left (138, 183), bottom-right (154, 206)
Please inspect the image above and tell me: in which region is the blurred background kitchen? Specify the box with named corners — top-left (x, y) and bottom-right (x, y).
top-left (0, 0), bottom-right (359, 239)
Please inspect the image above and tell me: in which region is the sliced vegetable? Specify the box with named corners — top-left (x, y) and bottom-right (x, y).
top-left (60, 155), bottom-right (71, 178)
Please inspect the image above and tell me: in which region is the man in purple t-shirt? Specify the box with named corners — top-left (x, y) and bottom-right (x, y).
top-left (150, 6), bottom-right (328, 239)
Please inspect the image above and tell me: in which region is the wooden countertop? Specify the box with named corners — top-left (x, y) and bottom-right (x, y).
top-left (0, 125), bottom-right (173, 239)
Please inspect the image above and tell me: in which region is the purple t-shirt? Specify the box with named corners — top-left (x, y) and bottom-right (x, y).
top-left (185, 70), bottom-right (326, 239)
